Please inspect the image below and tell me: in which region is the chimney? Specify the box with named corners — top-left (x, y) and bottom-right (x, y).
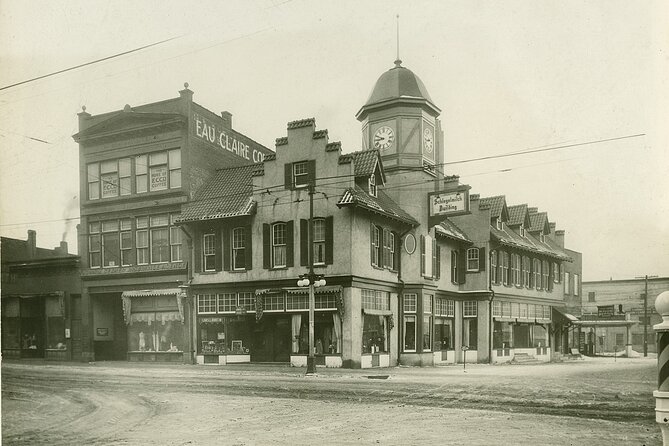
top-left (554, 230), bottom-right (565, 248)
top-left (27, 229), bottom-right (36, 259)
top-left (221, 111), bottom-right (233, 129)
top-left (55, 241), bottom-right (68, 256)
top-left (549, 222), bottom-right (556, 234)
top-left (528, 207), bottom-right (538, 214)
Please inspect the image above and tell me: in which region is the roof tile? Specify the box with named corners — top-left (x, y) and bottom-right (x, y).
top-left (479, 195), bottom-right (506, 219)
top-left (337, 185), bottom-right (417, 226)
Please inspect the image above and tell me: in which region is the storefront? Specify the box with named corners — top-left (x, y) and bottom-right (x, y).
top-left (491, 300), bottom-right (552, 363)
top-left (194, 286), bottom-right (343, 367)
top-left (1, 293), bottom-right (69, 360)
top-left (121, 289), bottom-right (187, 362)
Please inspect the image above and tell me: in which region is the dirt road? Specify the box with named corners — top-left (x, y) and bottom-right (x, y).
top-left (1, 357), bottom-right (660, 445)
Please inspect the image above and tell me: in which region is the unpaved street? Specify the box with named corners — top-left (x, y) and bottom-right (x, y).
top-left (1, 357), bottom-right (660, 445)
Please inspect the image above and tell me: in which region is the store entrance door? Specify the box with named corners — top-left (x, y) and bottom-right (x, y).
top-left (20, 297), bottom-right (45, 358)
top-left (251, 315), bottom-right (290, 363)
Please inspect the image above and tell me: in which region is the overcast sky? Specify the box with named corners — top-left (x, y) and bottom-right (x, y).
top-left (1, 0), bottom-right (667, 281)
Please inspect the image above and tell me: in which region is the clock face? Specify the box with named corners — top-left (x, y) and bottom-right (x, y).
top-left (423, 127), bottom-right (434, 153)
top-left (373, 126), bottom-right (394, 150)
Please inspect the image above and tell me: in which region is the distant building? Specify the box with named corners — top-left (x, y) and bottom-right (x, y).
top-left (581, 277), bottom-right (669, 355)
top-left (1, 230), bottom-right (81, 360)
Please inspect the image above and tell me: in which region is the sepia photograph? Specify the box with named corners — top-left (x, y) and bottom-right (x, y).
top-left (1, 1), bottom-right (668, 444)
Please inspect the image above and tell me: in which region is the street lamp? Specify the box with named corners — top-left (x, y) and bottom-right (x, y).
top-left (297, 272), bottom-right (326, 374)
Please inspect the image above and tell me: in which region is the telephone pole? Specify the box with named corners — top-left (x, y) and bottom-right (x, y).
top-left (637, 274), bottom-right (659, 357)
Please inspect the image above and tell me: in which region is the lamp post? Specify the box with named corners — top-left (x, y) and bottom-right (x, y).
top-left (638, 275), bottom-right (659, 357)
top-left (297, 181), bottom-right (326, 375)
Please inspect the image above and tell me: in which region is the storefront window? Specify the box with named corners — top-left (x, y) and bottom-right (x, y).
top-left (127, 295), bottom-right (184, 352)
top-left (2, 299), bottom-right (20, 349)
top-left (46, 296), bottom-right (66, 350)
top-left (514, 324), bottom-right (531, 348)
top-left (533, 325), bottom-right (548, 348)
top-left (493, 321), bottom-right (513, 349)
top-left (363, 315), bottom-right (387, 353)
top-left (404, 315), bottom-right (416, 351)
top-left (423, 294), bottom-right (433, 351)
top-left (199, 318), bottom-right (226, 353)
top-left (434, 318), bottom-right (453, 350)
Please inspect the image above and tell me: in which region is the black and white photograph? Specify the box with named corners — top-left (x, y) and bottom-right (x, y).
top-left (1, 1), bottom-right (668, 444)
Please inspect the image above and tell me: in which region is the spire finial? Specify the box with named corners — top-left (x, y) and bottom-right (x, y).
top-left (394, 14), bottom-right (402, 67)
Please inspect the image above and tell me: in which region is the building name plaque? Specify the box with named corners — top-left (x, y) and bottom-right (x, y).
top-left (429, 190), bottom-right (469, 216)
top-left (193, 113), bottom-right (265, 163)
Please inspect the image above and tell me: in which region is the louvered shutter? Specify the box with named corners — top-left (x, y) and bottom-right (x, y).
top-left (222, 227), bottom-right (231, 271)
top-left (285, 164), bottom-right (293, 189)
top-left (435, 245), bottom-right (441, 279)
top-left (286, 220), bottom-right (294, 267)
top-left (245, 225), bottom-right (252, 270)
top-left (325, 216), bottom-right (334, 265)
top-left (370, 223), bottom-right (375, 265)
top-left (300, 219), bottom-right (309, 267)
top-left (393, 231), bottom-right (401, 271)
top-left (263, 223), bottom-right (270, 269)
top-left (431, 239), bottom-right (437, 279)
top-left (420, 235), bottom-right (426, 276)
top-left (479, 247), bottom-right (486, 271)
top-left (458, 248), bottom-right (466, 284)
top-left (307, 160), bottom-right (316, 185)
top-left (214, 229), bottom-right (222, 272)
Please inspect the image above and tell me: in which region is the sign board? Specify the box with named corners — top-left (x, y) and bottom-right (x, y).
top-left (193, 112), bottom-right (266, 163)
top-left (428, 189), bottom-right (469, 217)
top-left (597, 305), bottom-right (615, 319)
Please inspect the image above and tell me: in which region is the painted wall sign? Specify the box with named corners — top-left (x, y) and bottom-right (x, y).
top-left (101, 174), bottom-right (119, 198)
top-left (193, 113), bottom-right (266, 163)
top-left (150, 166), bottom-right (168, 191)
top-left (429, 190), bottom-right (469, 216)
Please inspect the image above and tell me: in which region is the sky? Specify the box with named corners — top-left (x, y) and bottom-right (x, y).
top-left (0, 0), bottom-right (667, 281)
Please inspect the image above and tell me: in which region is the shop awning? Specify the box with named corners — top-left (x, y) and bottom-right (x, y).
top-left (121, 288), bottom-right (183, 298)
top-left (552, 307), bottom-right (579, 322)
top-left (122, 289), bottom-right (185, 325)
top-left (362, 309), bottom-right (392, 316)
top-left (284, 285), bottom-right (343, 296)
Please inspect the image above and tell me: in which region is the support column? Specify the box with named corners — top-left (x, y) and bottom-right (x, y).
top-left (652, 290), bottom-right (669, 444)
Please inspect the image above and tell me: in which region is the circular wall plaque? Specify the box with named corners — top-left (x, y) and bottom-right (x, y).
top-left (404, 233), bottom-right (417, 254)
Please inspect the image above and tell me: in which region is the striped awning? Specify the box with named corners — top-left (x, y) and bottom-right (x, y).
top-left (284, 285), bottom-right (342, 296)
top-left (121, 288), bottom-right (182, 298)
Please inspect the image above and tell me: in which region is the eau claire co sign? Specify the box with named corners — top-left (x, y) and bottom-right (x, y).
top-left (192, 112), bottom-right (266, 163)
top-left (428, 189), bottom-right (470, 217)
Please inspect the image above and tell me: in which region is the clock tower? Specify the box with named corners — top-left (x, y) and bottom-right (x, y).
top-left (356, 59), bottom-right (443, 182)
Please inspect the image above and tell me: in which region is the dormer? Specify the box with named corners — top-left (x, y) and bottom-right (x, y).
top-left (342, 149), bottom-right (386, 197)
top-left (528, 210), bottom-right (551, 241)
top-left (506, 204), bottom-right (531, 238)
top-left (479, 195), bottom-right (508, 228)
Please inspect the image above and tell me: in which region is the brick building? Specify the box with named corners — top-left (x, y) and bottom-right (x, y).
top-left (72, 85), bottom-right (273, 362)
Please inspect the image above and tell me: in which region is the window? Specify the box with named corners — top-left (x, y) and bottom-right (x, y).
top-left (100, 159), bottom-right (120, 198)
top-left (170, 215), bottom-right (182, 262)
top-left (588, 291), bottom-right (595, 302)
top-left (363, 314), bottom-right (387, 353)
top-left (168, 149), bottom-right (181, 189)
top-left (383, 228), bottom-right (395, 270)
top-left (197, 294), bottom-right (217, 314)
top-left (512, 253), bottom-right (521, 286)
top-left (264, 294), bottom-right (285, 311)
top-left (293, 161), bottom-right (309, 188)
top-left (371, 225), bottom-right (381, 267)
top-left (463, 301), bottom-right (478, 317)
top-left (463, 318), bottom-right (478, 350)
top-left (150, 215), bottom-right (170, 263)
top-left (136, 154), bottom-right (148, 193)
top-left (519, 224), bottom-right (525, 237)
top-left (467, 248), bottom-right (479, 271)
top-left (573, 274), bottom-right (580, 296)
top-left (553, 263), bottom-right (560, 283)
top-left (542, 260), bottom-right (550, 290)
top-left (232, 227), bottom-right (246, 270)
top-left (120, 219), bottom-right (132, 266)
top-left (313, 219), bottom-right (325, 265)
top-left (272, 223), bottom-right (287, 268)
top-left (423, 294), bottom-right (433, 351)
top-left (89, 222), bottom-right (101, 268)
top-left (564, 272), bottom-right (571, 295)
top-left (149, 152), bottom-right (168, 191)
top-left (368, 174), bottom-right (377, 197)
top-left (403, 294), bottom-right (417, 351)
top-left (102, 220), bottom-right (120, 267)
top-left (501, 251), bottom-right (509, 286)
top-left (362, 289), bottom-right (390, 311)
top-left (522, 256), bottom-right (530, 287)
top-left (490, 251), bottom-right (497, 283)
top-left (451, 250), bottom-right (458, 284)
top-left (218, 293), bottom-right (236, 312)
top-left (87, 163), bottom-right (100, 200)
top-left (203, 233), bottom-right (216, 272)
top-left (534, 259), bottom-right (542, 290)
top-left (136, 217), bottom-right (149, 265)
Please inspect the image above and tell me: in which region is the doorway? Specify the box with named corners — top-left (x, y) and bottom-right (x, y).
top-left (251, 315), bottom-right (290, 363)
top-left (20, 297), bottom-right (44, 358)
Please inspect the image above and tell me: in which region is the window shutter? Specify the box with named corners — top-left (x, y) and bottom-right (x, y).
top-left (307, 160), bottom-right (316, 185)
top-left (194, 228), bottom-right (202, 272)
top-left (420, 235), bottom-right (426, 275)
top-left (479, 247), bottom-right (486, 271)
top-left (378, 227), bottom-right (384, 267)
top-left (431, 239), bottom-right (437, 279)
top-left (370, 223), bottom-right (375, 265)
top-left (263, 223), bottom-right (270, 269)
top-left (300, 219), bottom-right (309, 266)
top-left (548, 262), bottom-right (554, 291)
top-left (393, 231), bottom-right (401, 271)
top-left (529, 258), bottom-right (534, 288)
top-left (458, 248), bottom-right (466, 284)
top-left (245, 225), bottom-right (252, 270)
top-left (222, 227), bottom-right (231, 271)
top-left (286, 220), bottom-right (294, 267)
top-left (435, 245), bottom-right (441, 279)
top-left (325, 216), bottom-right (334, 265)
top-left (284, 163), bottom-right (293, 189)
top-left (214, 228), bottom-right (222, 271)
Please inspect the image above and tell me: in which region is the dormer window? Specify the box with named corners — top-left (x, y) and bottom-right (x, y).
top-left (368, 174), bottom-right (377, 197)
top-left (495, 219), bottom-right (502, 230)
top-left (519, 224), bottom-right (525, 237)
top-left (539, 231), bottom-right (545, 243)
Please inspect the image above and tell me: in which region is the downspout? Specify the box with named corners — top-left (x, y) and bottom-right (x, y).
top-left (179, 224), bottom-right (196, 365)
top-left (488, 247), bottom-right (496, 365)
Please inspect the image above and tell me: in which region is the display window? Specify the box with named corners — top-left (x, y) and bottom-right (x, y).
top-left (2, 298), bottom-right (20, 349)
top-left (295, 313), bottom-right (339, 354)
top-left (493, 321), bottom-right (513, 349)
top-left (434, 318), bottom-right (453, 350)
top-left (362, 314), bottom-right (387, 353)
top-left (197, 316), bottom-right (252, 355)
top-left (125, 295), bottom-right (184, 352)
top-left (46, 296), bottom-right (66, 350)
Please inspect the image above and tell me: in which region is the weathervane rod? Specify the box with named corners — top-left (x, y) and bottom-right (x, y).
top-left (396, 14), bottom-right (400, 63)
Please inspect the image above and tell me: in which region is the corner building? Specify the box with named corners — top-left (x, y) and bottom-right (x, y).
top-left (73, 85), bottom-right (273, 362)
top-left (180, 60), bottom-right (581, 368)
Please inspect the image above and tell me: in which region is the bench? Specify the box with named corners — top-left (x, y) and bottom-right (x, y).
top-left (570, 348), bottom-right (583, 359)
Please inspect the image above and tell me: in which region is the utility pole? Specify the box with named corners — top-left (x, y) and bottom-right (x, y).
top-left (637, 274), bottom-right (659, 357)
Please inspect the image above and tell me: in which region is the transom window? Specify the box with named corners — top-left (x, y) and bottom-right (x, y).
top-left (272, 223), bottom-right (287, 268)
top-left (403, 294), bottom-right (417, 313)
top-left (197, 294), bottom-right (216, 314)
top-left (463, 301), bottom-right (478, 317)
top-left (361, 289), bottom-right (390, 311)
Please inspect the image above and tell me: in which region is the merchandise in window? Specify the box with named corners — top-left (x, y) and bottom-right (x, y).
top-left (46, 296), bottom-right (66, 350)
top-left (403, 315), bottom-right (416, 351)
top-left (362, 315), bottom-right (387, 353)
top-left (434, 318), bottom-right (453, 350)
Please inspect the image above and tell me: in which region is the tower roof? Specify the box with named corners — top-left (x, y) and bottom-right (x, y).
top-left (356, 61), bottom-right (440, 119)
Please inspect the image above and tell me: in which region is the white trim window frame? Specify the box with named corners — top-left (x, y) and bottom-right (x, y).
top-left (368, 174), bottom-right (377, 197)
top-left (203, 233), bottom-right (216, 272)
top-left (232, 227), bottom-right (246, 270)
top-left (403, 293), bottom-right (418, 352)
top-left (313, 218), bottom-right (325, 265)
top-left (293, 161), bottom-right (309, 188)
top-left (272, 222), bottom-right (287, 268)
top-left (466, 247), bottom-right (479, 272)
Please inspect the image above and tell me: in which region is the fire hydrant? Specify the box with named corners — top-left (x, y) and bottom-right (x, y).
top-left (653, 290), bottom-right (669, 443)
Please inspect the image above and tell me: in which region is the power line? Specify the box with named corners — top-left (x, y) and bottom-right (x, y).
top-left (0, 36), bottom-right (183, 92)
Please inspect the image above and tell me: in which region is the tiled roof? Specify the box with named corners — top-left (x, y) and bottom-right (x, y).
top-left (337, 185), bottom-right (418, 226)
top-left (435, 219), bottom-right (472, 244)
top-left (275, 137), bottom-right (287, 146)
top-left (178, 164), bottom-right (258, 223)
top-left (491, 225), bottom-right (570, 261)
top-left (263, 153), bottom-right (276, 161)
top-left (313, 129), bottom-right (328, 139)
top-left (338, 149), bottom-right (383, 179)
top-left (507, 204), bottom-right (528, 226)
top-left (326, 141), bottom-right (341, 152)
top-left (479, 195), bottom-right (506, 219)
top-left (529, 212), bottom-right (549, 233)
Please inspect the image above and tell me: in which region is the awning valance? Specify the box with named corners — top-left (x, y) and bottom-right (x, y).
top-left (121, 288), bottom-right (183, 298)
top-left (284, 285), bottom-right (342, 296)
top-left (122, 289), bottom-right (185, 325)
top-left (362, 309), bottom-right (393, 316)
top-left (552, 307), bottom-right (579, 322)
